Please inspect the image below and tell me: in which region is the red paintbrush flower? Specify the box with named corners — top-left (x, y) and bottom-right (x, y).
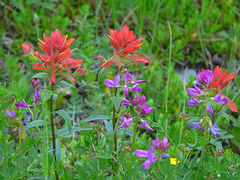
top-left (208, 66), bottom-right (235, 92)
top-left (22, 29), bottom-right (86, 84)
top-left (100, 25), bottom-right (148, 69)
top-left (208, 66), bottom-right (237, 112)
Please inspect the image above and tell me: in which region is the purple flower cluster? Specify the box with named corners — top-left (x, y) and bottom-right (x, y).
top-left (196, 70), bottom-right (213, 86)
top-left (3, 111), bottom-right (33, 137)
top-left (136, 137), bottom-right (170, 169)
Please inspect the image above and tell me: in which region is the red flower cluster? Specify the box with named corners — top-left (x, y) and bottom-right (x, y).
top-left (208, 66), bottom-right (237, 112)
top-left (100, 25), bottom-right (148, 69)
top-left (208, 66), bottom-right (235, 92)
top-left (22, 30), bottom-right (87, 84)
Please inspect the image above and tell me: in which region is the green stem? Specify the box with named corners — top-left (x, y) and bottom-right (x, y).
top-left (120, 127), bottom-right (127, 151)
top-left (113, 87), bottom-right (118, 157)
top-left (165, 21), bottom-right (172, 135)
top-left (195, 93), bottom-right (208, 180)
top-left (50, 83), bottom-right (59, 180)
top-left (131, 115), bottom-right (139, 155)
top-left (156, 157), bottom-right (161, 179)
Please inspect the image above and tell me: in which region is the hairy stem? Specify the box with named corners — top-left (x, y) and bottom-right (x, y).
top-left (50, 83), bottom-right (59, 180)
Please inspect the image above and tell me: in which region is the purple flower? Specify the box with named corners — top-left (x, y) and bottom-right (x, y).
top-left (2, 129), bottom-right (16, 134)
top-left (196, 70), bottom-right (213, 86)
top-left (3, 112), bottom-right (33, 137)
top-left (160, 137), bottom-right (170, 152)
top-left (0, 61), bottom-right (3, 65)
top-left (123, 99), bottom-right (129, 109)
top-left (31, 79), bottom-right (40, 88)
top-left (129, 85), bottom-right (142, 94)
top-left (213, 93), bottom-right (228, 104)
top-left (118, 116), bottom-right (132, 129)
top-left (139, 120), bottom-right (154, 131)
top-left (161, 154), bottom-right (170, 159)
top-left (105, 74), bottom-right (121, 87)
top-left (122, 73), bottom-right (147, 85)
top-left (206, 105), bottom-right (214, 117)
top-left (152, 138), bottom-right (160, 149)
top-left (188, 85), bottom-right (201, 96)
top-left (140, 103), bottom-right (154, 115)
top-left (16, 101), bottom-right (31, 108)
top-left (189, 122), bottom-right (201, 130)
top-left (34, 88), bottom-right (41, 102)
top-left (6, 110), bottom-right (16, 119)
top-left (210, 125), bottom-right (221, 138)
top-left (130, 94), bottom-right (146, 107)
top-left (136, 146), bottom-right (156, 169)
top-left (188, 98), bottom-right (199, 107)
top-left (123, 85), bottom-right (128, 97)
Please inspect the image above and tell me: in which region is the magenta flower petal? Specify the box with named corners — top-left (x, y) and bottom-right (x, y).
top-left (206, 105), bottom-right (214, 117)
top-left (152, 138), bottom-right (160, 149)
top-left (161, 154), bottom-right (170, 159)
top-left (6, 110), bottom-right (16, 119)
top-left (210, 125), bottom-right (221, 138)
top-left (188, 85), bottom-right (201, 96)
top-left (139, 120), bottom-right (154, 131)
top-left (188, 98), bottom-right (199, 107)
top-left (0, 61), bottom-right (3, 65)
top-left (34, 88), bottom-right (41, 102)
top-left (16, 101), bottom-right (31, 108)
top-left (213, 93), bottom-right (228, 104)
top-left (114, 74), bottom-right (120, 85)
top-left (135, 149), bottom-right (148, 158)
top-left (130, 86), bottom-right (142, 94)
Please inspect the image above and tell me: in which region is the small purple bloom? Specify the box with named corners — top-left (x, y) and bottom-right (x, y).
top-left (139, 120), bottom-right (154, 131)
top-left (189, 122), bottom-right (201, 130)
top-left (122, 73), bottom-right (147, 85)
top-left (188, 98), bottom-right (199, 107)
top-left (16, 101), bottom-right (31, 108)
top-left (2, 129), bottom-right (16, 133)
top-left (213, 93), bottom-right (228, 104)
top-left (6, 110), bottom-right (16, 119)
top-left (188, 85), bottom-right (201, 96)
top-left (0, 61), bottom-right (3, 65)
top-left (105, 74), bottom-right (121, 87)
top-left (152, 138), bottom-right (160, 149)
top-left (206, 105), bottom-right (214, 117)
top-left (160, 137), bottom-right (170, 152)
top-left (31, 79), bottom-right (40, 88)
top-left (140, 103), bottom-right (154, 115)
top-left (118, 116), bottom-right (132, 129)
top-left (210, 125), bottom-right (221, 138)
top-left (161, 154), bottom-right (170, 159)
top-left (34, 88), bottom-right (41, 102)
top-left (123, 85), bottom-right (128, 97)
top-left (196, 70), bottom-right (213, 86)
top-left (136, 146), bottom-right (156, 169)
top-left (130, 85), bottom-right (142, 94)
top-left (123, 99), bottom-right (129, 109)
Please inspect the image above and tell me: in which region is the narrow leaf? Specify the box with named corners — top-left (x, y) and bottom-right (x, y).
top-left (111, 96), bottom-right (122, 112)
top-left (83, 115), bottom-right (110, 122)
top-left (32, 72), bottom-right (49, 79)
top-left (55, 110), bottom-right (72, 133)
top-left (57, 81), bottom-right (78, 94)
top-left (39, 89), bottom-right (54, 104)
top-left (57, 127), bottom-right (92, 137)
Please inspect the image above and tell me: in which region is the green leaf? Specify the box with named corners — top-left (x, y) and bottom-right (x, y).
top-left (57, 81), bottom-right (78, 94)
top-left (229, 26), bottom-right (235, 40)
top-left (118, 128), bottom-right (143, 144)
top-left (57, 127), bottom-right (92, 137)
top-left (21, 120), bottom-right (45, 134)
top-left (218, 31), bottom-right (229, 39)
top-left (28, 175), bottom-right (45, 179)
top-left (104, 120), bottom-right (113, 137)
top-left (97, 153), bottom-right (112, 159)
top-left (111, 96), bottom-right (122, 112)
top-left (76, 165), bottom-right (89, 178)
top-left (83, 115), bottom-right (110, 122)
top-left (56, 138), bottom-right (61, 163)
top-left (32, 72), bottom-right (49, 79)
top-left (39, 89), bottom-right (54, 104)
top-left (98, 68), bottom-right (113, 85)
top-left (55, 110), bottom-right (72, 133)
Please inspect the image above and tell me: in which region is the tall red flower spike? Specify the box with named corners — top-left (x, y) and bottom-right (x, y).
top-left (208, 66), bottom-right (238, 112)
top-left (208, 66), bottom-right (235, 92)
top-left (22, 29), bottom-right (86, 84)
top-left (100, 25), bottom-right (148, 69)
